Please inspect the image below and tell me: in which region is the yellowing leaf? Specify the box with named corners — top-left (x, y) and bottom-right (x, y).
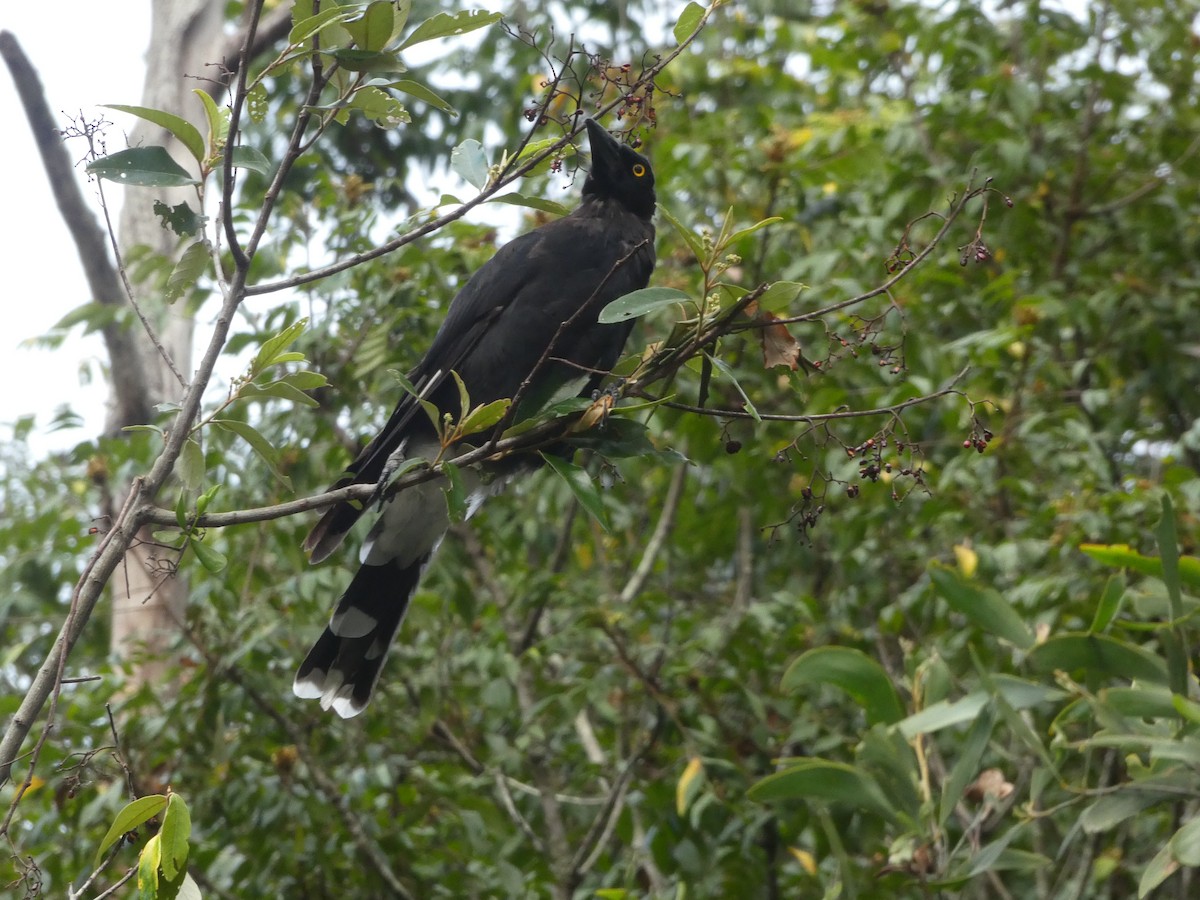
top-left (954, 543), bottom-right (978, 578)
top-left (788, 846), bottom-right (817, 875)
top-left (676, 756), bottom-right (705, 816)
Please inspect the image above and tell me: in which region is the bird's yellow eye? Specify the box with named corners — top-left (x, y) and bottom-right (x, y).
top-left (632, 164), bottom-right (646, 177)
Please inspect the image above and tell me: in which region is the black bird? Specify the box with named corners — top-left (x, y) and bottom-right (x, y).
top-left (294, 119), bottom-right (657, 717)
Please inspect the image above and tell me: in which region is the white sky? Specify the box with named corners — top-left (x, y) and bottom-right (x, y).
top-left (1, 2), bottom-right (151, 456)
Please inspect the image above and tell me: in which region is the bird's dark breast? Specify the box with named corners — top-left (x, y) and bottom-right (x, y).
top-left (436, 215), bottom-right (654, 415)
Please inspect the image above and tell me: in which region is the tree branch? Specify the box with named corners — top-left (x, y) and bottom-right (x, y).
top-left (0, 30), bottom-right (155, 427)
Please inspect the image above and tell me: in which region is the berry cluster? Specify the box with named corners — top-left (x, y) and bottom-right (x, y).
top-left (963, 429), bottom-right (994, 453)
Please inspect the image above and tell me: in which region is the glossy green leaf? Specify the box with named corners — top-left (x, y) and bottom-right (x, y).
top-left (598, 287), bottom-right (691, 324)
top-left (1026, 633), bottom-right (1169, 685)
top-left (929, 563), bottom-right (1035, 650)
top-left (86, 147), bottom-right (197, 187)
top-left (398, 9), bottom-right (502, 50)
top-left (781, 646), bottom-right (905, 726)
top-left (104, 104), bottom-right (205, 165)
top-left (95, 794), bottom-right (168, 867)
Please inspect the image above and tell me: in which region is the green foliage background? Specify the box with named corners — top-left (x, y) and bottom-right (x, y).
top-left (3, 0), bottom-right (1200, 897)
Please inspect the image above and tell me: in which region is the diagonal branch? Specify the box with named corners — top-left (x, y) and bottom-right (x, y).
top-left (0, 30), bottom-right (156, 426)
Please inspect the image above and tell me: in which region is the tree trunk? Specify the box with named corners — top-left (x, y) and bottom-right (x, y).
top-left (109, 0), bottom-right (223, 687)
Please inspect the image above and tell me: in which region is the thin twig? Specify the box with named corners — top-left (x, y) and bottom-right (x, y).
top-left (618, 462), bottom-right (687, 603)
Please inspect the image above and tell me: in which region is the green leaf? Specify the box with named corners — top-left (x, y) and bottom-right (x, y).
top-left (332, 49), bottom-right (408, 76)
top-left (1082, 790), bottom-right (1165, 834)
top-left (383, 78), bottom-right (456, 115)
top-left (251, 318), bottom-right (308, 374)
top-left (1080, 543), bottom-right (1200, 590)
top-left (754, 280), bottom-right (807, 315)
top-left (165, 241), bottom-right (210, 304)
top-left (1139, 840), bottom-right (1178, 898)
top-left (1026, 633), bottom-right (1169, 685)
top-left (159, 794), bottom-right (191, 881)
top-left (138, 832), bottom-right (161, 900)
top-left (104, 104), bottom-right (205, 165)
top-left (1170, 817), bottom-right (1200, 866)
top-left (723, 216), bottom-right (784, 248)
top-left (542, 453), bottom-right (610, 531)
top-left (673, 1), bottom-right (706, 44)
top-left (86, 147), bottom-right (197, 187)
top-left (451, 139), bottom-right (490, 189)
top-left (458, 398), bottom-right (511, 438)
top-left (1088, 573), bottom-right (1126, 633)
top-left (193, 89), bottom-right (229, 152)
top-left (598, 287), bottom-right (691, 324)
top-left (398, 9), bottom-right (503, 50)
top-left (343, 0), bottom-right (396, 51)
top-left (178, 438), bottom-right (205, 490)
top-left (346, 86), bottom-right (411, 129)
top-left (153, 200), bottom-right (205, 238)
top-left (489, 191), bottom-right (570, 217)
top-left (289, 6), bottom-right (360, 46)
top-left (928, 563), bottom-right (1035, 650)
top-left (1157, 494), bottom-right (1184, 620)
top-left (781, 647), bottom-right (905, 726)
top-left (190, 538), bottom-right (227, 574)
top-left (939, 703), bottom-right (995, 826)
top-left (95, 794), bottom-right (168, 867)
top-left (228, 145), bottom-right (272, 176)
top-left (240, 379), bottom-right (321, 408)
top-left (441, 460), bottom-right (469, 522)
top-left (748, 759), bottom-right (898, 824)
top-left (212, 418), bottom-right (292, 489)
top-left (895, 675), bottom-right (1066, 739)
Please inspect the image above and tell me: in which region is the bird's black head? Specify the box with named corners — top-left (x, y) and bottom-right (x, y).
top-left (582, 119), bottom-right (656, 220)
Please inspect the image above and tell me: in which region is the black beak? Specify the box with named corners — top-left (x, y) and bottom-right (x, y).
top-left (585, 119), bottom-right (623, 178)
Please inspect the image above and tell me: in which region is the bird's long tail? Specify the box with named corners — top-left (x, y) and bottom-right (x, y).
top-left (292, 551), bottom-right (434, 718)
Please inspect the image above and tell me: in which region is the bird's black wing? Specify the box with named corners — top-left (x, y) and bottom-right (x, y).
top-left (304, 210), bottom-right (651, 562)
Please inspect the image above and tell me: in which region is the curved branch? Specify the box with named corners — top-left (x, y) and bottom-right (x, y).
top-left (0, 30), bottom-right (156, 426)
